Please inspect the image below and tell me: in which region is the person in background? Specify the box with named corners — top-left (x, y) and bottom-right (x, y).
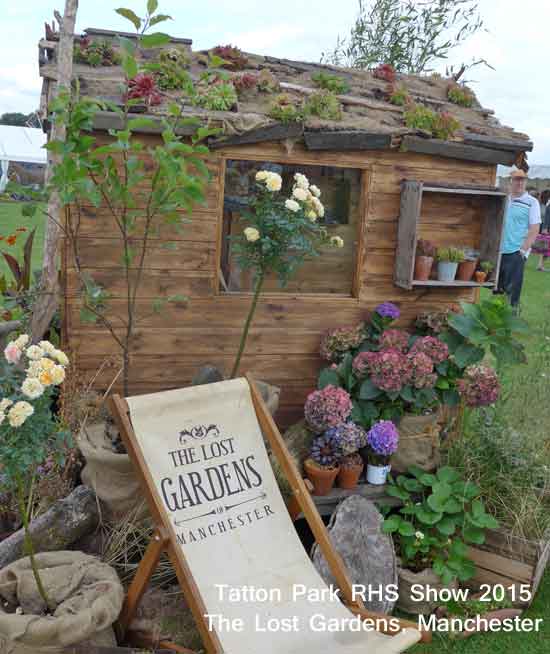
top-left (497, 169), bottom-right (541, 310)
top-left (535, 189), bottom-right (550, 271)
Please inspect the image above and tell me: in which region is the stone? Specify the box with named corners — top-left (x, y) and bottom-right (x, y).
top-left (191, 365), bottom-right (224, 386)
top-left (0, 485), bottom-right (99, 568)
top-left (311, 496), bottom-right (398, 614)
top-left (270, 419), bottom-right (314, 498)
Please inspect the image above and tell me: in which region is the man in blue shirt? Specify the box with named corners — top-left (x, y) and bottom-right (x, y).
top-left (497, 169), bottom-right (541, 309)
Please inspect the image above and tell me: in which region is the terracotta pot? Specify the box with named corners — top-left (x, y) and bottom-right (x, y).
top-left (414, 255), bottom-right (434, 281)
top-left (474, 271), bottom-right (487, 283)
top-left (304, 459), bottom-right (339, 496)
top-left (456, 259), bottom-right (477, 281)
top-left (337, 462), bottom-right (363, 489)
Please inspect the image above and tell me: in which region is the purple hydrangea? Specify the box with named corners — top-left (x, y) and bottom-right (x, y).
top-left (310, 434), bottom-right (338, 467)
top-left (367, 420), bottom-right (399, 456)
top-left (325, 421), bottom-right (368, 458)
top-left (304, 385), bottom-right (353, 432)
top-left (374, 302), bottom-right (400, 320)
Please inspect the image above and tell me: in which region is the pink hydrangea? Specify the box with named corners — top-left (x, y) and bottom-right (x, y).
top-left (354, 349), bottom-right (412, 392)
top-left (457, 364), bottom-right (500, 407)
top-left (319, 323), bottom-right (365, 362)
top-left (409, 336), bottom-right (449, 364)
top-left (407, 351), bottom-right (437, 389)
top-left (380, 329), bottom-right (410, 352)
top-left (304, 385), bottom-right (352, 432)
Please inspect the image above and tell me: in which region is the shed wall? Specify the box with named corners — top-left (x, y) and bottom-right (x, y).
top-left (63, 135), bottom-right (496, 428)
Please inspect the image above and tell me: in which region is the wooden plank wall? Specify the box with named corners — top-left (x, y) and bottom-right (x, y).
top-left (63, 136), bottom-right (496, 428)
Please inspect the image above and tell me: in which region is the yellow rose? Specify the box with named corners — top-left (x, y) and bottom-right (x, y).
top-left (39, 357), bottom-right (55, 371)
top-left (39, 370), bottom-right (54, 387)
top-left (50, 365), bottom-right (66, 385)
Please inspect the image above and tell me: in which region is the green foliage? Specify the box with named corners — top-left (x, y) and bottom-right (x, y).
top-left (73, 39), bottom-right (121, 67)
top-left (0, 112), bottom-right (34, 127)
top-left (268, 94), bottom-right (304, 124)
top-left (304, 91), bottom-right (343, 121)
top-left (382, 465), bottom-right (498, 584)
top-left (211, 45), bottom-right (248, 71)
top-left (195, 81), bottom-right (238, 111)
top-left (447, 83), bottom-right (475, 107)
top-left (311, 71), bottom-right (349, 94)
top-left (257, 69), bottom-right (280, 93)
top-left (388, 83), bottom-right (410, 106)
top-left (323, 0), bottom-right (485, 74)
top-left (436, 247), bottom-right (465, 263)
top-left (404, 104), bottom-right (461, 140)
top-left (480, 260), bottom-right (494, 273)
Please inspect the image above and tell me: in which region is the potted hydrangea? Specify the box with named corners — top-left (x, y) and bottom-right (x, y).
top-left (304, 384), bottom-right (353, 433)
top-left (363, 420), bottom-right (399, 485)
top-left (304, 434), bottom-right (340, 495)
top-left (325, 421), bottom-right (368, 489)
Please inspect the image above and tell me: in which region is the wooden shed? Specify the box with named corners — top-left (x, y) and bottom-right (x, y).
top-left (38, 29), bottom-right (533, 428)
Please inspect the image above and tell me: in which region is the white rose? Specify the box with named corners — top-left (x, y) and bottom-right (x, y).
top-left (265, 173), bottom-right (282, 192)
top-left (22, 378), bottom-right (45, 400)
top-left (330, 236), bottom-right (344, 248)
top-left (14, 334), bottom-right (29, 349)
top-left (53, 349), bottom-right (69, 366)
top-left (244, 227), bottom-right (261, 242)
top-left (39, 340), bottom-right (56, 355)
top-left (8, 401), bottom-right (34, 428)
top-left (293, 172), bottom-right (309, 190)
top-left (50, 365), bottom-right (66, 386)
top-left (0, 398), bottom-right (13, 412)
top-left (312, 197), bottom-right (325, 217)
top-left (39, 357), bottom-right (55, 371)
top-left (25, 345), bottom-right (45, 360)
top-left (26, 361), bottom-right (42, 379)
top-left (292, 187), bottom-right (308, 202)
top-left (255, 171), bottom-right (269, 181)
top-left (310, 184), bottom-right (321, 197)
top-left (306, 210), bottom-right (317, 222)
top-left (285, 199), bottom-right (300, 213)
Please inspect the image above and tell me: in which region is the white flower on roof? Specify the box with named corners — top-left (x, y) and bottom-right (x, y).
top-left (285, 199), bottom-right (300, 212)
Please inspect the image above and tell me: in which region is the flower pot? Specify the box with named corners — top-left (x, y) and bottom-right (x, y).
top-left (397, 565), bottom-right (458, 615)
top-left (0, 551), bottom-right (124, 653)
top-left (366, 463), bottom-right (391, 485)
top-left (337, 462), bottom-right (364, 489)
top-left (304, 459), bottom-right (339, 496)
top-left (456, 259), bottom-right (477, 281)
top-left (474, 271), bottom-right (487, 283)
top-left (414, 255), bottom-right (434, 281)
top-left (437, 261), bottom-right (458, 282)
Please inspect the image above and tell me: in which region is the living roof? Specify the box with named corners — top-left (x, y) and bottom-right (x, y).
top-left (38, 28), bottom-right (533, 167)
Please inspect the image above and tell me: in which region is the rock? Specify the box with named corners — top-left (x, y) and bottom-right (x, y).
top-left (311, 496), bottom-right (398, 614)
top-left (270, 419), bottom-right (314, 498)
top-left (191, 365), bottom-right (224, 386)
top-left (0, 485), bottom-right (99, 568)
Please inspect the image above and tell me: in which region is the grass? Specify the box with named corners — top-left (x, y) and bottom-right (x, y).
top-left (0, 200), bottom-right (46, 280)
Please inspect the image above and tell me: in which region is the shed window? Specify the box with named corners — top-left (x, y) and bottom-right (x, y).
top-left (219, 159), bottom-right (361, 295)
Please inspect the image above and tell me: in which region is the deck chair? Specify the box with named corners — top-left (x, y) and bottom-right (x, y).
top-left (109, 375), bottom-right (428, 653)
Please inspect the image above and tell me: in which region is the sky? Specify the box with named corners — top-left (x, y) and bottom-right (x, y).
top-left (1, 0), bottom-right (549, 163)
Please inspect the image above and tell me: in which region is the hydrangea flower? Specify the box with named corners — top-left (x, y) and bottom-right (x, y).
top-left (354, 349), bottom-right (412, 392)
top-left (319, 323), bottom-right (365, 363)
top-left (407, 351), bottom-right (437, 389)
top-left (304, 385), bottom-right (352, 432)
top-left (457, 364), bottom-right (500, 407)
top-left (374, 302), bottom-right (400, 320)
top-left (380, 329), bottom-right (410, 352)
top-left (415, 310), bottom-right (449, 334)
top-left (310, 434), bottom-right (338, 468)
top-left (325, 421), bottom-right (368, 458)
top-left (367, 420), bottom-right (399, 456)
top-left (409, 336), bottom-right (449, 364)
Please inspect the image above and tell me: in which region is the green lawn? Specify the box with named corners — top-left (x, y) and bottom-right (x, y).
top-left (0, 200), bottom-right (46, 280)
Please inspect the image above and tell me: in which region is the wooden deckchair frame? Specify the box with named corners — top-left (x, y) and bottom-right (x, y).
top-left (109, 374), bottom-right (430, 653)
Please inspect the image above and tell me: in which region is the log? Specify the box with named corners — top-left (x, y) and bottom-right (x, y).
top-left (304, 131), bottom-right (392, 151)
top-left (210, 122), bottom-right (303, 148)
top-left (0, 485), bottom-right (99, 569)
top-left (462, 133), bottom-right (533, 152)
top-left (401, 136), bottom-right (518, 166)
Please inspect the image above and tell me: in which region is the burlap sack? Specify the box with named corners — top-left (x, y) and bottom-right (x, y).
top-left (79, 381), bottom-right (280, 522)
top-left (397, 566), bottom-right (458, 615)
top-left (0, 551), bottom-right (124, 654)
top-left (391, 412), bottom-right (441, 474)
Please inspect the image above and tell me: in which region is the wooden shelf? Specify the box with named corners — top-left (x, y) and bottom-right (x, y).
top-left (412, 280), bottom-right (495, 287)
top-left (295, 482), bottom-right (401, 519)
top-left (394, 180), bottom-right (508, 291)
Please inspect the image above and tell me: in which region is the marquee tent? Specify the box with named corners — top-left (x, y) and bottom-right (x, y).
top-left (0, 125), bottom-right (46, 192)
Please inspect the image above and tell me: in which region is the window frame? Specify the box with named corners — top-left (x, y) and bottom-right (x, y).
top-left (215, 154), bottom-right (368, 300)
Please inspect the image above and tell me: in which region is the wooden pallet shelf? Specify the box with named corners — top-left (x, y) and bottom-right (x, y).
top-left (395, 180), bottom-right (509, 291)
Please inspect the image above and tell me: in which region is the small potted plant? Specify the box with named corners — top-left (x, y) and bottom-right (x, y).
top-left (364, 420), bottom-right (399, 485)
top-left (325, 421), bottom-right (368, 489)
top-left (475, 260), bottom-right (494, 283)
top-left (436, 247), bottom-right (465, 282)
top-left (303, 434), bottom-right (340, 495)
top-left (456, 247), bottom-right (479, 281)
top-left (414, 239), bottom-right (436, 281)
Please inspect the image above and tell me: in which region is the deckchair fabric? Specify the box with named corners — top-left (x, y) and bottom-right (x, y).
top-left (126, 378), bottom-right (420, 653)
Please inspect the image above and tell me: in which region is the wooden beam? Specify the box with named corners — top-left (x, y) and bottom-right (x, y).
top-left (91, 110), bottom-right (198, 136)
top-left (210, 122), bottom-right (302, 149)
top-left (462, 133), bottom-right (533, 152)
top-left (401, 136), bottom-right (518, 166)
top-left (304, 131), bottom-right (391, 151)
top-left (394, 180), bottom-right (423, 290)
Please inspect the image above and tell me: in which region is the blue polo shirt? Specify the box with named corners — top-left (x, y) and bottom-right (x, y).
top-left (501, 192), bottom-right (541, 254)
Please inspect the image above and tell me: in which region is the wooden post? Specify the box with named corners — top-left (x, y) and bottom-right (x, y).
top-left (31, 0), bottom-right (78, 342)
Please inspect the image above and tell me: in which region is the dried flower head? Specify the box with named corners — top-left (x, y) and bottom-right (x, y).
top-left (310, 434), bottom-right (338, 468)
top-left (304, 385), bottom-right (352, 432)
top-left (319, 323), bottom-right (365, 363)
top-left (324, 421), bottom-right (368, 458)
top-left (409, 336), bottom-right (449, 364)
top-left (380, 329), bottom-right (410, 352)
top-left (457, 364), bottom-right (500, 407)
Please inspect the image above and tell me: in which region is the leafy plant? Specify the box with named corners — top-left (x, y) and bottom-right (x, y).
top-left (382, 465), bottom-right (499, 584)
top-left (268, 94), bottom-right (304, 124)
top-left (388, 83), bottom-right (410, 106)
top-left (416, 238), bottom-right (436, 258)
top-left (432, 111), bottom-right (461, 140)
top-left (404, 104), bottom-right (461, 139)
top-left (195, 80), bottom-right (238, 111)
top-left (304, 91), bottom-right (343, 121)
top-left (480, 260), bottom-right (495, 273)
top-left (73, 38), bottom-right (121, 67)
top-left (447, 83), bottom-right (475, 107)
top-left (437, 247), bottom-right (465, 263)
top-left (211, 44), bottom-right (248, 71)
top-left (311, 71), bottom-right (349, 94)
top-left (151, 48), bottom-right (191, 91)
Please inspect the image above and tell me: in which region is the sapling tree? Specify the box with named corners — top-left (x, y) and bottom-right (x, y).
top-left (24, 2), bottom-right (217, 395)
